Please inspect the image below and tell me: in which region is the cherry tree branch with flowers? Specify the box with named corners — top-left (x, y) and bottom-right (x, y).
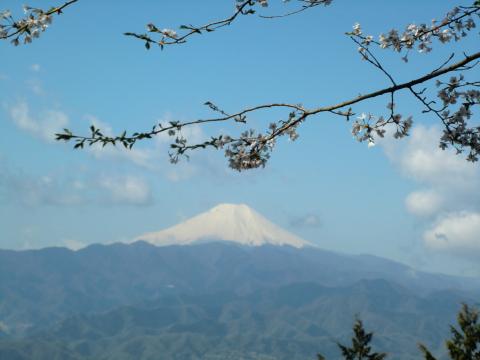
top-left (2, 0), bottom-right (479, 170)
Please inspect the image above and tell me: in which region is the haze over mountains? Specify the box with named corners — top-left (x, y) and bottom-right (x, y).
top-left (1, 204), bottom-right (479, 359)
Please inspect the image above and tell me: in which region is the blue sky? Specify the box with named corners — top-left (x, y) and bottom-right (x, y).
top-left (0, 0), bottom-right (479, 276)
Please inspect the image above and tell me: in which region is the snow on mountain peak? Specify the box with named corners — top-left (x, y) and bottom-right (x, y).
top-left (135, 203), bottom-right (313, 248)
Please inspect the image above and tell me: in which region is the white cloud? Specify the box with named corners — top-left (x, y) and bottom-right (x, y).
top-left (8, 101), bottom-right (68, 142)
top-left (7, 102), bottom-right (221, 182)
top-left (0, 167), bottom-right (83, 207)
top-left (7, 101), bottom-right (218, 182)
top-left (0, 159), bottom-right (153, 207)
top-left (290, 213), bottom-right (322, 228)
top-left (98, 175), bottom-right (152, 206)
top-left (30, 64), bottom-right (41, 72)
top-left (393, 126), bottom-right (476, 188)
top-left (382, 125), bottom-right (480, 211)
top-left (27, 79), bottom-right (44, 95)
top-left (63, 239), bottom-right (87, 251)
top-left (424, 212), bottom-right (480, 255)
top-left (381, 125), bottom-right (480, 258)
top-left (405, 190), bottom-right (443, 217)
top-left (88, 140), bottom-right (155, 170)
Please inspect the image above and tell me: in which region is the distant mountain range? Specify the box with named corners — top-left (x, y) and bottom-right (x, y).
top-left (1, 204), bottom-right (479, 359)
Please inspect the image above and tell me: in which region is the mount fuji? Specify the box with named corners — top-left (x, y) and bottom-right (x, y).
top-left (135, 203), bottom-right (313, 248)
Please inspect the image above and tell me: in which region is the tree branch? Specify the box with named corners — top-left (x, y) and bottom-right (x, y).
top-left (124, 0), bottom-right (334, 50)
top-left (308, 52), bottom-right (480, 115)
top-left (56, 51), bottom-right (480, 170)
top-left (0, 0), bottom-right (79, 45)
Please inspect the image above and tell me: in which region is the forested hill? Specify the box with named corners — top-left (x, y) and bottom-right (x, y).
top-left (0, 242), bottom-right (478, 359)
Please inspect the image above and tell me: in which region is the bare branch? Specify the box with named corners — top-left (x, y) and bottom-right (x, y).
top-left (259, 0), bottom-right (332, 19)
top-left (125, 0), bottom-right (334, 50)
top-left (124, 1), bottom-right (257, 50)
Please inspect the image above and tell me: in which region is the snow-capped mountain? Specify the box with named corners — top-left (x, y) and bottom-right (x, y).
top-left (135, 203), bottom-right (313, 248)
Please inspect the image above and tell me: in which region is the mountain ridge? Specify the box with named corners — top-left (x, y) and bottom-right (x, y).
top-left (2, 278), bottom-right (471, 360)
top-left (1, 241), bottom-right (479, 336)
top-left (1, 241), bottom-right (479, 359)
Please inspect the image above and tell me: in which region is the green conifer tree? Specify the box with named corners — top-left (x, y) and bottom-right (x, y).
top-left (318, 318), bottom-right (387, 360)
top-left (419, 304), bottom-right (480, 360)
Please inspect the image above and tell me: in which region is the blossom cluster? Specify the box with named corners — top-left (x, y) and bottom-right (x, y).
top-left (351, 108), bottom-right (413, 148)
top-left (436, 76), bottom-right (480, 161)
top-left (141, 23), bottom-right (179, 49)
top-left (170, 110), bottom-right (303, 171)
top-left (0, 5), bottom-right (54, 45)
top-left (221, 112), bottom-right (305, 171)
top-left (350, 5), bottom-right (479, 61)
top-left (146, 24), bottom-right (177, 39)
top-left (348, 3), bottom-right (479, 163)
top-left (224, 130), bottom-right (272, 170)
top-left (164, 127), bottom-right (273, 171)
